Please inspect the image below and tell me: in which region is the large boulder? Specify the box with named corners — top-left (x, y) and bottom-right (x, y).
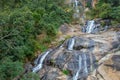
top-left (32, 31), bottom-right (120, 80)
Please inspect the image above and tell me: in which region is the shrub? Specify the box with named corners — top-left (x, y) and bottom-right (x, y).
top-left (0, 0), bottom-right (72, 80)
top-left (110, 6), bottom-right (120, 22)
top-left (89, 0), bottom-right (120, 23)
top-left (62, 69), bottom-right (69, 75)
top-left (0, 57), bottom-right (24, 80)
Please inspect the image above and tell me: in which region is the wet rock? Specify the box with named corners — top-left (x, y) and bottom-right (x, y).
top-left (92, 27), bottom-right (99, 33)
top-left (104, 25), bottom-right (109, 31)
top-left (82, 20), bottom-right (100, 34)
top-left (74, 37), bottom-right (95, 50)
top-left (111, 41), bottom-right (120, 49)
top-left (82, 19), bottom-right (114, 33)
top-left (32, 31), bottom-right (120, 80)
top-left (40, 48), bottom-right (97, 80)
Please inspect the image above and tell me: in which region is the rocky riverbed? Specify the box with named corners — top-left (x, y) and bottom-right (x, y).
top-left (30, 23), bottom-right (120, 80)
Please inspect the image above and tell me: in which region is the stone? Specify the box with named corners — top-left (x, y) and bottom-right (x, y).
top-left (73, 37), bottom-right (95, 50)
top-left (31, 30), bottom-right (120, 80)
top-left (89, 51), bottom-right (120, 80)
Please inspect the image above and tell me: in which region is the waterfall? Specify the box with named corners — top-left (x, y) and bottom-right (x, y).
top-left (82, 20), bottom-right (100, 33)
top-left (75, 0), bottom-right (78, 7)
top-left (75, 0), bottom-right (80, 13)
top-left (73, 55), bottom-right (82, 80)
top-left (72, 0), bottom-right (84, 24)
top-left (32, 50), bottom-right (50, 72)
top-left (68, 38), bottom-right (75, 50)
top-left (72, 54), bottom-right (88, 80)
top-left (83, 54), bottom-right (88, 74)
top-left (86, 20), bottom-right (96, 33)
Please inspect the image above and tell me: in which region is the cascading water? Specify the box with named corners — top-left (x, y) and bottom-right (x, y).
top-left (75, 0), bottom-right (78, 6)
top-left (32, 50), bottom-right (51, 72)
top-left (67, 37), bottom-right (75, 50)
top-left (72, 0), bottom-right (84, 24)
top-left (30, 36), bottom-right (102, 80)
top-left (74, 0), bottom-right (79, 13)
top-left (83, 54), bottom-right (88, 74)
top-left (82, 20), bottom-right (100, 34)
top-left (73, 54), bottom-right (90, 80)
top-left (73, 55), bottom-right (82, 80)
top-left (86, 20), bottom-right (96, 33)
top-left (72, 0), bottom-right (80, 20)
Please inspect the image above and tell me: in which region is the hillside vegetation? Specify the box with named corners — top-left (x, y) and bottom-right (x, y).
top-left (0, 0), bottom-right (72, 79)
top-left (88, 0), bottom-right (120, 23)
top-left (0, 0), bottom-right (120, 80)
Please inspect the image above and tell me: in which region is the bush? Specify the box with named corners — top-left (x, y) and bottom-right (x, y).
top-left (110, 6), bottom-right (120, 22)
top-left (90, 3), bottom-right (112, 19)
top-left (0, 0), bottom-right (72, 80)
top-left (0, 10), bottom-right (36, 61)
top-left (89, 0), bottom-right (120, 23)
top-left (0, 57), bottom-right (24, 80)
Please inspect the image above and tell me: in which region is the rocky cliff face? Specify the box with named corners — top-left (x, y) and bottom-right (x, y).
top-left (90, 51), bottom-right (120, 80)
top-left (32, 26), bottom-right (120, 80)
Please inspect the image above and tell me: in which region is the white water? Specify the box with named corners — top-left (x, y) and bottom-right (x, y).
top-left (74, 0), bottom-right (79, 13)
top-left (75, 0), bottom-right (78, 7)
top-left (73, 55), bottom-right (82, 80)
top-left (86, 20), bottom-right (96, 33)
top-left (83, 54), bottom-right (88, 74)
top-left (68, 38), bottom-right (75, 50)
top-left (60, 43), bottom-right (63, 48)
top-left (32, 51), bottom-right (50, 72)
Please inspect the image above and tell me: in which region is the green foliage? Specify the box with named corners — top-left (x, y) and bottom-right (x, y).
top-left (89, 0), bottom-right (120, 23)
top-left (86, 1), bottom-right (92, 8)
top-left (98, 0), bottom-right (120, 7)
top-left (62, 69), bottom-right (69, 75)
top-left (110, 6), bottom-right (120, 22)
top-left (92, 3), bottom-right (112, 18)
top-left (0, 10), bottom-right (36, 61)
top-left (0, 57), bottom-right (24, 80)
top-left (0, 0), bottom-right (72, 80)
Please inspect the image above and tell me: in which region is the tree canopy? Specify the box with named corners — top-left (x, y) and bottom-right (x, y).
top-left (0, 0), bottom-right (72, 80)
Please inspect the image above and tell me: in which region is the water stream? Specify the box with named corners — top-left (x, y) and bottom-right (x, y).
top-left (32, 50), bottom-right (50, 72)
top-left (75, 0), bottom-right (78, 7)
top-left (86, 20), bottom-right (96, 33)
top-left (73, 55), bottom-right (82, 80)
top-left (83, 54), bottom-right (88, 74)
top-left (68, 38), bottom-right (75, 50)
top-left (74, 0), bottom-right (79, 12)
